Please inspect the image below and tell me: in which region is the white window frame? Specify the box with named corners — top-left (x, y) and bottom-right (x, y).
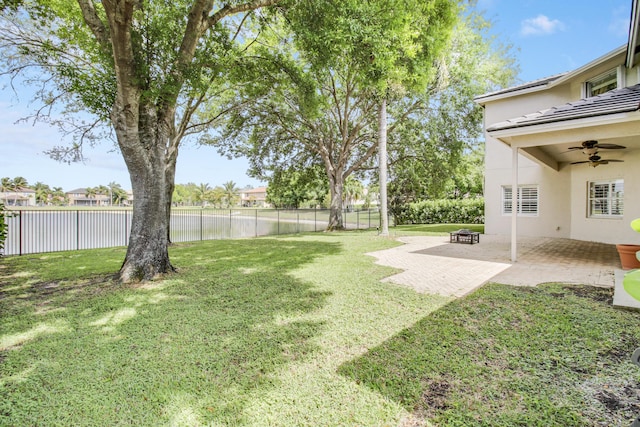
top-left (502, 185), bottom-right (539, 216)
top-left (588, 179), bottom-right (624, 218)
top-left (583, 67), bottom-right (622, 98)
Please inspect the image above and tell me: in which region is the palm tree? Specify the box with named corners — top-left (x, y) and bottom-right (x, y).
top-left (107, 182), bottom-right (117, 206)
top-left (195, 183), bottom-right (211, 207)
top-left (113, 188), bottom-right (128, 206)
top-left (33, 182), bottom-right (52, 206)
top-left (0, 177), bottom-right (13, 193)
top-left (344, 176), bottom-right (365, 210)
top-left (222, 181), bottom-right (239, 208)
top-left (12, 176), bottom-right (28, 189)
top-left (95, 185), bottom-right (110, 206)
top-left (0, 178), bottom-right (14, 206)
top-left (210, 186), bottom-right (225, 208)
top-left (85, 187), bottom-right (97, 206)
top-left (51, 187), bottom-right (68, 206)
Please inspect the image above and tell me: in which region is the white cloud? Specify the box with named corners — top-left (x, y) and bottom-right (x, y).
top-left (521, 14), bottom-right (565, 36)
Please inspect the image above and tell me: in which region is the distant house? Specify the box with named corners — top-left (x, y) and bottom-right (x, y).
top-left (66, 188), bottom-right (110, 206)
top-left (0, 187), bottom-right (36, 206)
top-left (475, 0), bottom-right (640, 259)
top-left (125, 190), bottom-right (134, 206)
top-left (240, 186), bottom-right (269, 207)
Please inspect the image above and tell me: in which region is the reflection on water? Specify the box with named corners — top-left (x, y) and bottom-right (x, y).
top-left (3, 209), bottom-right (379, 255)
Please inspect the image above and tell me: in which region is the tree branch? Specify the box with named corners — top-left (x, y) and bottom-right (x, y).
top-left (76, 0), bottom-right (111, 48)
top-left (208, 0), bottom-right (281, 28)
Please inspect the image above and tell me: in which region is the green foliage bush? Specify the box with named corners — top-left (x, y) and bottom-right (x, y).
top-left (397, 198), bottom-right (484, 225)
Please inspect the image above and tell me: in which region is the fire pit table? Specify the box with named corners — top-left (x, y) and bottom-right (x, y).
top-left (449, 229), bottom-right (480, 244)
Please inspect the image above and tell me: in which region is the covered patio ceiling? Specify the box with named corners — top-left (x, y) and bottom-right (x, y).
top-left (487, 84), bottom-right (640, 171)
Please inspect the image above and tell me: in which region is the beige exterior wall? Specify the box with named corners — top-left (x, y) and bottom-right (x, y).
top-left (484, 84), bottom-right (574, 238)
top-left (569, 150), bottom-right (640, 244)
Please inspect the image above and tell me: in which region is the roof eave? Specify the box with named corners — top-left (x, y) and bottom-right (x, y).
top-left (487, 111), bottom-right (640, 139)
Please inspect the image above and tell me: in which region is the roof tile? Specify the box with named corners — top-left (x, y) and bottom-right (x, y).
top-left (487, 84), bottom-right (640, 132)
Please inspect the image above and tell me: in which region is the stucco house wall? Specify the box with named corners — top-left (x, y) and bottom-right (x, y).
top-left (569, 149), bottom-right (640, 244)
top-left (483, 84), bottom-right (574, 238)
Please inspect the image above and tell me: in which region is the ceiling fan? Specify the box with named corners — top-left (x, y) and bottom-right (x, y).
top-left (567, 140), bottom-right (626, 155)
top-left (571, 154), bottom-right (624, 167)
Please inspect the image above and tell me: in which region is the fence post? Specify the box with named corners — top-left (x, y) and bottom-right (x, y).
top-left (125, 209), bottom-right (128, 245)
top-left (200, 210), bottom-right (203, 241)
top-left (277, 210), bottom-right (280, 235)
top-left (229, 209), bottom-right (232, 239)
top-left (255, 209), bottom-right (258, 237)
top-left (19, 210), bottom-right (23, 256)
top-left (314, 207), bottom-right (317, 232)
top-left (76, 210), bottom-right (80, 251)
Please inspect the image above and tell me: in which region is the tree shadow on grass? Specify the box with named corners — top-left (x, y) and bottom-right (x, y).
top-left (338, 283), bottom-right (640, 427)
top-left (0, 237), bottom-right (339, 425)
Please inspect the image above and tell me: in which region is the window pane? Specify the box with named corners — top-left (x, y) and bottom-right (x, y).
top-left (588, 180), bottom-right (623, 217)
top-left (588, 70), bottom-right (617, 96)
top-left (502, 185), bottom-right (538, 215)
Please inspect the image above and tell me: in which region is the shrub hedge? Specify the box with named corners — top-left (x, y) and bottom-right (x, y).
top-left (397, 198), bottom-right (484, 225)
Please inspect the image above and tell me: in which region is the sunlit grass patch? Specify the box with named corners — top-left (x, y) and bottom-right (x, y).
top-left (1, 271), bottom-right (35, 279)
top-left (1, 320), bottom-right (71, 351)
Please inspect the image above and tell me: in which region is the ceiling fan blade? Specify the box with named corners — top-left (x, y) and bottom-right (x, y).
top-left (600, 159), bottom-right (624, 162)
top-left (595, 144), bottom-right (626, 149)
top-left (571, 161), bottom-right (590, 164)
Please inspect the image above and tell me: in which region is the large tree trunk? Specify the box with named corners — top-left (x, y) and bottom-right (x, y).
top-left (327, 169), bottom-right (345, 231)
top-left (378, 99), bottom-right (389, 236)
top-left (115, 104), bottom-right (174, 282)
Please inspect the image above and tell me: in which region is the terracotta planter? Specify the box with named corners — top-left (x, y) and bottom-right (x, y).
top-left (616, 244), bottom-right (640, 270)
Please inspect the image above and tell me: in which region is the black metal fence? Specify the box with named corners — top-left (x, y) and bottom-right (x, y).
top-left (1, 208), bottom-right (382, 256)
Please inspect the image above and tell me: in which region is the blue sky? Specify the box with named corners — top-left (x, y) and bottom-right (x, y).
top-left (0, 1), bottom-right (633, 191)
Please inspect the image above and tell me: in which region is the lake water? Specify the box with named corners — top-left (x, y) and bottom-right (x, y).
top-left (2, 209), bottom-right (378, 256)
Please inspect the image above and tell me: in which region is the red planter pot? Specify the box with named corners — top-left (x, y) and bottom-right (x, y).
top-left (616, 244), bottom-right (640, 270)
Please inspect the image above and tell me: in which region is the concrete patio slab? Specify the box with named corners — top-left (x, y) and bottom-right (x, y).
top-left (614, 269), bottom-right (640, 309)
top-left (367, 234), bottom-right (620, 297)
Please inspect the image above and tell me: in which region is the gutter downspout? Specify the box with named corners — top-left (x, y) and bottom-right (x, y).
top-left (511, 146), bottom-right (519, 262)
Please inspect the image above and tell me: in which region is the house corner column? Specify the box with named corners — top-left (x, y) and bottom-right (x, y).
top-left (511, 146), bottom-right (518, 262)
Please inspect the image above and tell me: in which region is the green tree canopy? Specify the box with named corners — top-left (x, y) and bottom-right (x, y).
top-left (212, 1), bottom-right (459, 229)
top-left (265, 165), bottom-right (328, 209)
top-left (385, 10), bottom-right (517, 221)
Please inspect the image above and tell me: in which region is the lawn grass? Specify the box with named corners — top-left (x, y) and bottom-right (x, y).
top-left (0, 231), bottom-right (448, 426)
top-left (391, 223), bottom-right (484, 235)
top-left (1, 225), bottom-right (638, 426)
top-left (339, 283), bottom-right (640, 426)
